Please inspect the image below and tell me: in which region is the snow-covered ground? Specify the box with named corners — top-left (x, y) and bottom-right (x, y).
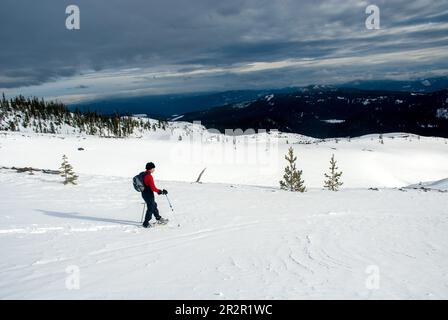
top-left (0, 128), bottom-right (447, 299)
top-left (0, 170), bottom-right (447, 299)
top-left (1, 129), bottom-right (448, 188)
top-left (407, 178), bottom-right (448, 191)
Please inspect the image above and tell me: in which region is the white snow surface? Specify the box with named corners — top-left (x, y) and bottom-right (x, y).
top-left (437, 108), bottom-right (448, 120)
top-left (0, 128), bottom-right (448, 299)
top-left (321, 119), bottom-right (345, 124)
top-left (407, 178), bottom-right (448, 191)
top-left (170, 115), bottom-right (184, 121)
top-left (0, 170), bottom-right (447, 299)
top-left (1, 130), bottom-right (447, 188)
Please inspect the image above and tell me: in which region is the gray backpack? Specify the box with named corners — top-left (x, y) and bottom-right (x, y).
top-left (132, 172), bottom-right (147, 192)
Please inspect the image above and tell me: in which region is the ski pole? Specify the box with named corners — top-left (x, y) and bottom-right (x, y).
top-left (165, 194), bottom-right (180, 227)
top-left (165, 194), bottom-right (174, 213)
top-left (140, 202), bottom-right (146, 224)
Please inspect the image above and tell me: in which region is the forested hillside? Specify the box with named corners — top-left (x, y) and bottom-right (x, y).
top-left (0, 94), bottom-right (168, 137)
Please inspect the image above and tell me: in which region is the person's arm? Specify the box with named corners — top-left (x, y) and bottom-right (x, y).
top-left (144, 174), bottom-right (161, 193)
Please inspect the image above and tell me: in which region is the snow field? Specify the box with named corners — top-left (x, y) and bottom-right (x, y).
top-left (0, 169), bottom-right (447, 299)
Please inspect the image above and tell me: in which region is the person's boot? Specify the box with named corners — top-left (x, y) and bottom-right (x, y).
top-left (156, 217), bottom-right (169, 224)
top-left (142, 221), bottom-right (151, 228)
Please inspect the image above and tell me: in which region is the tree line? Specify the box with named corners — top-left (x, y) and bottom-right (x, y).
top-left (0, 94), bottom-right (168, 137)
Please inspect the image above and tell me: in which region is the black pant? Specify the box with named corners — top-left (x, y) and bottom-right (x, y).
top-left (142, 192), bottom-right (161, 223)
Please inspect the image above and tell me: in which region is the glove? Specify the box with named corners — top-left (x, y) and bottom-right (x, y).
top-left (162, 189), bottom-right (168, 195)
top-left (157, 190), bottom-right (163, 195)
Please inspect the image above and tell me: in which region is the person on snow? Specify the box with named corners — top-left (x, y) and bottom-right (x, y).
top-left (141, 162), bottom-right (168, 228)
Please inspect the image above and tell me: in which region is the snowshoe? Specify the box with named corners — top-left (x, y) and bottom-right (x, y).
top-left (156, 217), bottom-right (169, 225)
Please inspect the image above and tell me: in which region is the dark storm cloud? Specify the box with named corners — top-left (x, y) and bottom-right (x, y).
top-left (0, 0), bottom-right (447, 97)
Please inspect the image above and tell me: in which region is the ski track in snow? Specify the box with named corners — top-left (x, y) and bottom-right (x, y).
top-left (0, 131), bottom-right (448, 299)
top-left (0, 169), bottom-right (447, 299)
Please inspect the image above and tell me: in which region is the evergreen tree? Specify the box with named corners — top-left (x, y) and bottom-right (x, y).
top-left (279, 147), bottom-right (306, 192)
top-left (50, 122), bottom-right (56, 134)
top-left (323, 154), bottom-right (343, 191)
top-left (8, 120), bottom-right (16, 131)
top-left (1, 93), bottom-right (7, 109)
top-left (59, 155), bottom-right (78, 185)
top-left (23, 113), bottom-right (30, 128)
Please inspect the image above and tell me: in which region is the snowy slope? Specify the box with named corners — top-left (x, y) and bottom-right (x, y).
top-left (1, 128), bottom-right (448, 299)
top-left (407, 178), bottom-right (448, 191)
top-left (1, 130), bottom-right (447, 188)
top-left (0, 169), bottom-right (447, 299)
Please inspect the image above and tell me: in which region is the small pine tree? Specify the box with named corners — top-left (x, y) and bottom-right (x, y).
top-left (50, 122), bottom-right (56, 134)
top-left (323, 154), bottom-right (343, 191)
top-left (8, 120), bottom-right (16, 131)
top-left (279, 147), bottom-right (306, 192)
top-left (59, 155), bottom-right (78, 185)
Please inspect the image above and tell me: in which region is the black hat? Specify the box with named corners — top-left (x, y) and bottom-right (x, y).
top-left (146, 162), bottom-right (155, 170)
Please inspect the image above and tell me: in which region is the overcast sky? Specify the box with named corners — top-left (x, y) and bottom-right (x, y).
top-left (1, 0), bottom-right (448, 102)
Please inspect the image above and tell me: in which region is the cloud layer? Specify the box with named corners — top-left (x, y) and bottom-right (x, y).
top-left (1, 0), bottom-right (447, 101)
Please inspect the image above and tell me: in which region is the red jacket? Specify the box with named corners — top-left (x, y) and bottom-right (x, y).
top-left (143, 171), bottom-right (160, 193)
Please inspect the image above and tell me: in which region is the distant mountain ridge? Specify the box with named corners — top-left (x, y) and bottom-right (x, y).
top-left (178, 87), bottom-right (448, 138)
top-left (68, 88), bottom-right (298, 118)
top-left (68, 77), bottom-right (448, 118)
top-left (338, 76), bottom-right (448, 93)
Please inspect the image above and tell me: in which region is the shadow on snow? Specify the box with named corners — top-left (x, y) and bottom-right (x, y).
top-left (37, 209), bottom-right (140, 226)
